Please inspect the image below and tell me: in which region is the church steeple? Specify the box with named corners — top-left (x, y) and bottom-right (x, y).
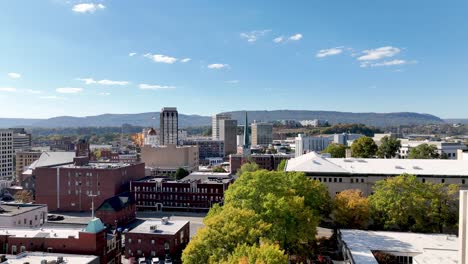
top-left (243, 111), bottom-right (249, 148)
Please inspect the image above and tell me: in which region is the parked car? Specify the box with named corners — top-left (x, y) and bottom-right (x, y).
top-left (151, 257), bottom-right (160, 264)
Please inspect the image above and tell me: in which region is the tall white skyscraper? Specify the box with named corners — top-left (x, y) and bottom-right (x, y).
top-left (212, 113), bottom-right (232, 140)
top-left (0, 129), bottom-right (14, 179)
top-left (160, 107), bottom-right (178, 145)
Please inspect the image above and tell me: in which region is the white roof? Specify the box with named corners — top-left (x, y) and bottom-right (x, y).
top-left (286, 152), bottom-right (468, 176)
top-left (2, 252), bottom-right (98, 264)
top-left (340, 230), bottom-right (458, 264)
top-left (0, 226), bottom-right (83, 239)
top-left (129, 219), bottom-right (188, 235)
top-left (35, 151), bottom-right (76, 168)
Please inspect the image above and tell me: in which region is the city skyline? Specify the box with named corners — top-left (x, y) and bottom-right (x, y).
top-left (1, 0), bottom-right (467, 118)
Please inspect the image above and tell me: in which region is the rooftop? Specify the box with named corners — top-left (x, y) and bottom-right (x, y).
top-left (52, 162), bottom-right (136, 169)
top-left (339, 229), bottom-right (458, 264)
top-left (1, 252), bottom-right (98, 264)
top-left (286, 151), bottom-right (468, 176)
top-left (0, 203), bottom-right (47, 218)
top-left (129, 219), bottom-right (189, 235)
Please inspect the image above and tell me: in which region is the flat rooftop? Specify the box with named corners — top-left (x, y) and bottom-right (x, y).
top-left (0, 226), bottom-right (87, 239)
top-left (52, 162), bottom-right (136, 169)
top-left (340, 229), bottom-right (458, 264)
top-left (2, 252), bottom-right (98, 264)
top-left (286, 151), bottom-right (468, 176)
top-left (0, 203), bottom-right (47, 217)
top-left (129, 219), bottom-right (189, 235)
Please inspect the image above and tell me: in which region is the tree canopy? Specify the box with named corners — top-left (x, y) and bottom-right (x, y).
top-left (182, 170), bottom-right (331, 263)
top-left (407, 144), bottom-right (440, 159)
top-left (175, 167), bottom-right (190, 180)
top-left (322, 143), bottom-right (347, 158)
top-left (369, 174), bottom-right (458, 233)
top-left (351, 136), bottom-right (378, 158)
top-left (333, 189), bottom-right (370, 229)
top-left (377, 136), bottom-right (401, 158)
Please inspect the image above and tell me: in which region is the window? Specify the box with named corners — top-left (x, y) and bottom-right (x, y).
top-left (442, 179), bottom-right (445, 183)
top-left (138, 239), bottom-right (141, 244)
top-left (361, 179), bottom-right (364, 183)
top-left (128, 238), bottom-right (132, 243)
top-left (11, 245), bottom-right (17, 254)
top-left (422, 178), bottom-right (426, 183)
top-left (350, 179), bottom-right (353, 183)
top-left (151, 240), bottom-right (155, 244)
top-left (151, 251), bottom-right (156, 256)
top-left (463, 179), bottom-right (466, 184)
top-left (164, 241), bottom-right (170, 250)
top-left (339, 178), bottom-right (342, 183)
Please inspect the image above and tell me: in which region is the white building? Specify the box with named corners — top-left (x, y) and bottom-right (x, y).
top-left (338, 229), bottom-right (458, 264)
top-left (398, 139), bottom-right (467, 159)
top-left (143, 128), bottom-right (160, 146)
top-left (0, 203), bottom-right (48, 228)
top-left (299, 119), bottom-right (328, 127)
top-left (334, 133), bottom-right (364, 146)
top-left (1, 252), bottom-right (99, 264)
top-left (212, 113), bottom-right (232, 140)
top-left (295, 134), bottom-right (332, 157)
top-left (286, 152), bottom-right (468, 196)
top-left (0, 129), bottom-right (14, 179)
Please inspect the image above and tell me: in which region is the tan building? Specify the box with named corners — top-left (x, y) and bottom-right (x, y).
top-left (15, 151), bottom-right (42, 184)
top-left (251, 122), bottom-right (273, 147)
top-left (286, 151), bottom-right (468, 197)
top-left (141, 144), bottom-right (199, 174)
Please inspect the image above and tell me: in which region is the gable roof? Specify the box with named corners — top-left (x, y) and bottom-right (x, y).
top-left (96, 192), bottom-right (134, 212)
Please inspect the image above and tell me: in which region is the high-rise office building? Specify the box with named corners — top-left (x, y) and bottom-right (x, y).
top-left (212, 113), bottom-right (232, 140)
top-left (160, 107), bottom-right (178, 145)
top-left (11, 128), bottom-right (32, 152)
top-left (251, 121), bottom-right (273, 147)
top-left (219, 119), bottom-right (238, 156)
top-left (0, 129), bottom-right (14, 179)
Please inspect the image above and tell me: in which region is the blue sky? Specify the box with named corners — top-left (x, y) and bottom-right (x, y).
top-left (0, 0), bottom-right (467, 119)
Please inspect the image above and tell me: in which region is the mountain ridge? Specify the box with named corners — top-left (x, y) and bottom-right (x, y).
top-left (0, 110), bottom-right (444, 128)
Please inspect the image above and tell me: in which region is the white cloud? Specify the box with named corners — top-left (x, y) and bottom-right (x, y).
top-left (360, 59), bottom-right (417, 68)
top-left (26, 89), bottom-right (42, 94)
top-left (207, 63), bottom-right (229, 69)
top-left (72, 3), bottom-right (105, 13)
top-left (273, 36), bottom-right (284, 43)
top-left (358, 46), bottom-right (401, 61)
top-left (316, 47), bottom-right (343, 58)
top-left (76, 78), bottom-right (130, 86)
top-left (240, 30), bottom-right (271, 42)
top-left (7, 72), bottom-right (21, 79)
top-left (0, 87), bottom-right (16, 92)
top-left (289, 33), bottom-right (303, 41)
top-left (99, 92), bottom-right (111, 96)
top-left (39, 95), bottom-right (65, 100)
top-left (143, 53), bottom-right (177, 64)
top-left (139, 84), bottom-right (176, 90)
top-left (129, 52), bottom-right (137, 57)
top-left (226, 80), bottom-right (239, 84)
top-left (56, 87), bottom-right (83, 94)
top-left (180, 58), bottom-right (191, 63)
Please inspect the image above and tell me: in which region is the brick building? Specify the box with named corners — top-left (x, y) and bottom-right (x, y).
top-left (229, 154), bottom-right (293, 174)
top-left (96, 192), bottom-right (136, 228)
top-left (182, 139), bottom-right (224, 165)
top-left (0, 218), bottom-right (121, 264)
top-left (125, 218), bottom-right (189, 260)
top-left (131, 172), bottom-right (233, 211)
top-left (35, 157), bottom-right (145, 212)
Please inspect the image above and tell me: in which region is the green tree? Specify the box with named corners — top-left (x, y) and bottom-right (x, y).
top-left (175, 167), bottom-right (189, 180)
top-left (277, 160), bottom-right (287, 171)
top-left (322, 143), bottom-right (347, 158)
top-left (369, 174), bottom-right (458, 232)
top-left (377, 136), bottom-right (401, 158)
top-left (333, 189), bottom-right (370, 229)
top-left (222, 243), bottom-right (288, 264)
top-left (212, 166), bottom-right (227, 173)
top-left (407, 144), bottom-right (440, 159)
top-left (237, 162), bottom-right (260, 176)
top-left (351, 136), bottom-right (378, 158)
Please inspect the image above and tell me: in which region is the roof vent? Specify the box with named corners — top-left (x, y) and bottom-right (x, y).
top-left (413, 166), bottom-right (422, 170)
top-left (395, 166), bottom-right (404, 169)
top-left (150, 225), bottom-right (158, 231)
top-left (161, 217), bottom-right (169, 225)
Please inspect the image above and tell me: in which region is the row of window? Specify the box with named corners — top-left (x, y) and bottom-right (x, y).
top-left (315, 177), bottom-right (466, 185)
top-left (135, 186), bottom-right (220, 194)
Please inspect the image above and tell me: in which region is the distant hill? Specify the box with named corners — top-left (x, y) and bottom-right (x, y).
top-left (0, 110), bottom-right (444, 128)
top-left (445, 119), bottom-right (468, 124)
top-left (224, 110), bottom-right (444, 127)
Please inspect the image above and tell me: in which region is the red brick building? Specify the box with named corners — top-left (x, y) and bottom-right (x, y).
top-left (0, 218), bottom-right (121, 264)
top-left (96, 192), bottom-right (136, 228)
top-left (35, 157), bottom-right (145, 212)
top-left (131, 172), bottom-right (233, 211)
top-left (229, 154), bottom-right (292, 174)
top-left (125, 218), bottom-right (189, 260)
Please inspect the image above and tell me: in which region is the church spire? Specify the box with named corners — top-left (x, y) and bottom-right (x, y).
top-left (244, 111), bottom-right (249, 148)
